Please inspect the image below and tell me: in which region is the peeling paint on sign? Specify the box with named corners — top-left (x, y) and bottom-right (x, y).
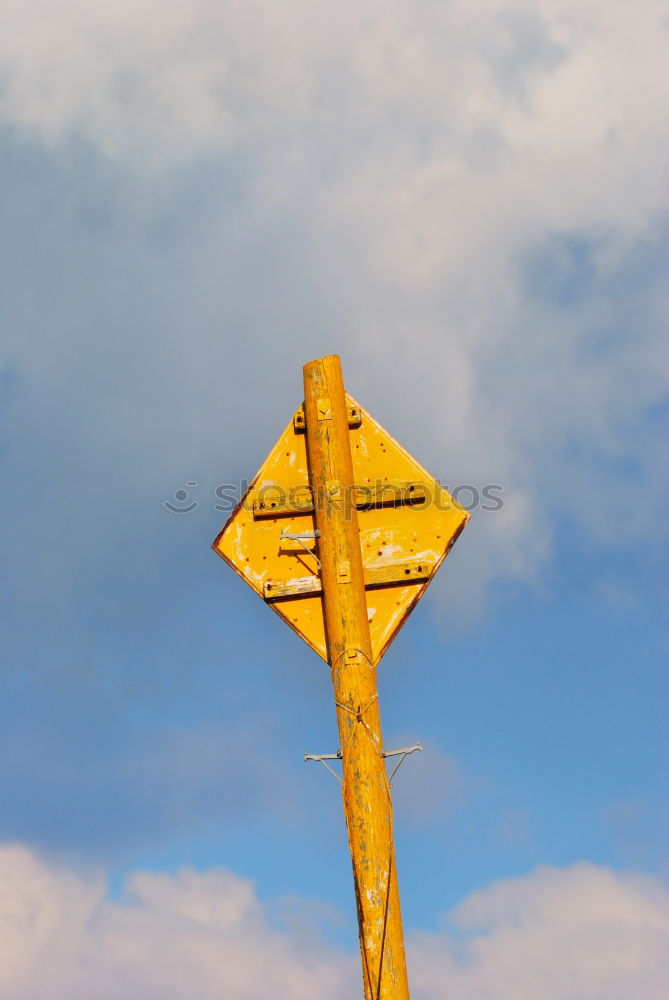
top-left (213, 393), bottom-right (468, 665)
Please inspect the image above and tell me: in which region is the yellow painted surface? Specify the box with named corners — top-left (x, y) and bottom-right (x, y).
top-left (213, 394), bottom-right (469, 665)
top-left (213, 355), bottom-right (471, 1000)
top-left (302, 355), bottom-right (408, 1000)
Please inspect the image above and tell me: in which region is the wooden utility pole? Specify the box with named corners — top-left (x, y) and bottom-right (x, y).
top-left (303, 355), bottom-right (410, 999)
top-left (213, 352), bottom-right (469, 999)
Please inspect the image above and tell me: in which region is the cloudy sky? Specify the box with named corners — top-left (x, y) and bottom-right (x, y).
top-left (1, 1), bottom-right (667, 996)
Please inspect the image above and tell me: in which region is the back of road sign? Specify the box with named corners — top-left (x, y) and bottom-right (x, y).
top-left (213, 394), bottom-right (468, 664)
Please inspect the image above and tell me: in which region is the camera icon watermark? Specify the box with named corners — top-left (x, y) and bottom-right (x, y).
top-left (163, 481), bottom-right (199, 513)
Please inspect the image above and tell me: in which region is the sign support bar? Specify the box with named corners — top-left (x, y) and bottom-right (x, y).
top-left (303, 354), bottom-right (410, 1000)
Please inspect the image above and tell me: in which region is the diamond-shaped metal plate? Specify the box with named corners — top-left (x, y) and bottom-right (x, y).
top-left (213, 395), bottom-right (468, 664)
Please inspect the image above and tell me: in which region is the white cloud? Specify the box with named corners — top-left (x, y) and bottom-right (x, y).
top-left (0, 844), bottom-right (356, 1000)
top-left (0, 847), bottom-right (667, 999)
top-left (412, 863), bottom-right (669, 1000)
top-left (0, 0), bottom-right (666, 613)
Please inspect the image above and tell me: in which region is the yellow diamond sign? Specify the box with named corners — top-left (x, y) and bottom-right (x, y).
top-left (213, 394), bottom-right (469, 664)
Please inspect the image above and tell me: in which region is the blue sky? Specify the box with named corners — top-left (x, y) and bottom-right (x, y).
top-left (0, 2), bottom-right (667, 997)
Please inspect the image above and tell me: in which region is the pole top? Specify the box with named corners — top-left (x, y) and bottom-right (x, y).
top-left (303, 353), bottom-right (342, 374)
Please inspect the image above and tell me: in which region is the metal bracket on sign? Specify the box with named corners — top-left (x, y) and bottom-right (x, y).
top-left (293, 403), bottom-right (362, 432)
top-left (280, 529), bottom-right (321, 570)
top-left (252, 480), bottom-right (427, 519)
top-left (262, 558), bottom-right (434, 601)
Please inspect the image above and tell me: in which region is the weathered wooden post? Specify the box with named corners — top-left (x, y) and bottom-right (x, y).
top-left (303, 355), bottom-right (409, 998)
top-left (212, 353), bottom-right (469, 998)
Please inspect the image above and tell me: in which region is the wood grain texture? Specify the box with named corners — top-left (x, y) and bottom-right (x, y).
top-left (303, 355), bottom-right (410, 1000)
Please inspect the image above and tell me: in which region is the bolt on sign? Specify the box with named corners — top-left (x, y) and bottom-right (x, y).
top-left (213, 356), bottom-right (468, 1000)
